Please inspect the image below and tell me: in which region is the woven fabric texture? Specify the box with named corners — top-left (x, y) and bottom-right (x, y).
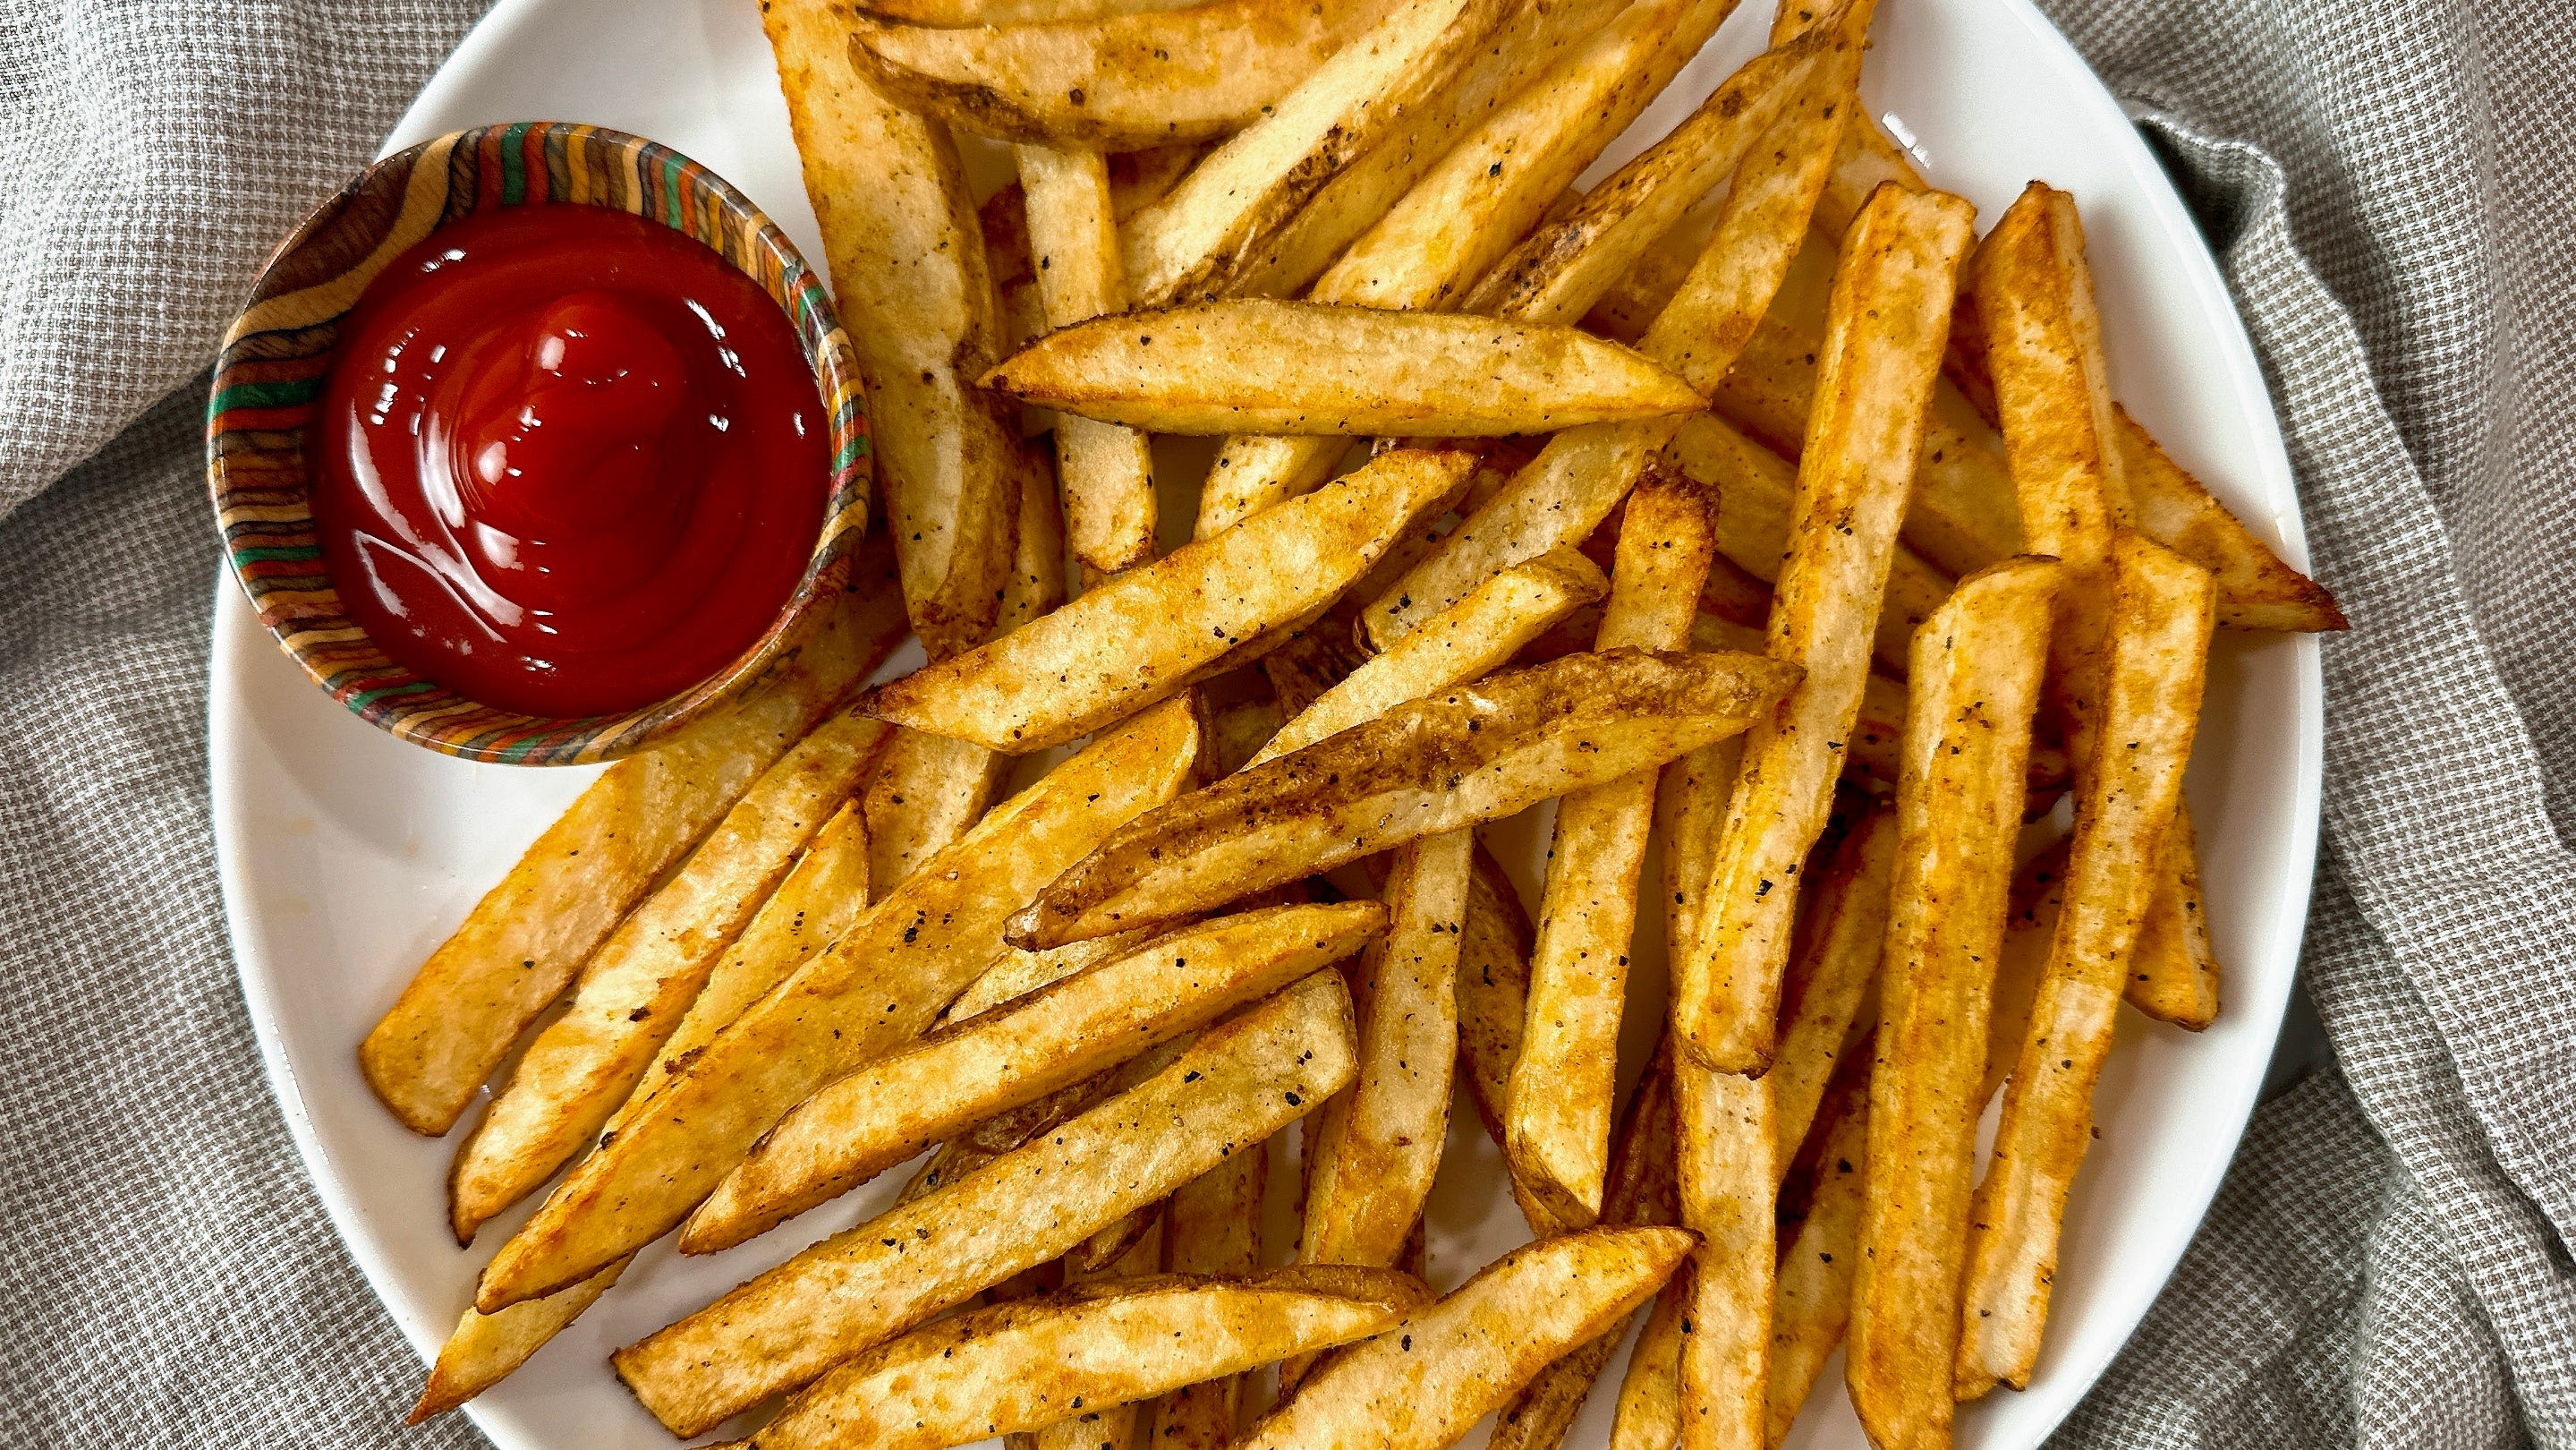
top-left (1, 0), bottom-right (2570, 1445)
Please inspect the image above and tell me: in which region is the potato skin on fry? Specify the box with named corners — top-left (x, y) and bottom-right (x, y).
top-left (730, 1267), bottom-right (1431, 1450)
top-left (983, 301), bottom-right (1705, 436)
top-left (1015, 648), bottom-right (1802, 948)
top-left (614, 973), bottom-right (1359, 1437)
top-left (1236, 1227), bottom-right (1696, 1450)
top-left (847, 0), bottom-right (1396, 149)
top-left (863, 448), bottom-right (1475, 753)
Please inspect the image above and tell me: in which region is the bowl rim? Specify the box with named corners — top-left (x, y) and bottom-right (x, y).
top-left (206, 120), bottom-right (872, 765)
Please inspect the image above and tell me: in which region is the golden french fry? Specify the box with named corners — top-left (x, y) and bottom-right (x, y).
top-left (1459, 29), bottom-right (1832, 326)
top-left (1193, 0), bottom-right (1731, 533)
top-left (1212, 0), bottom-right (1644, 303)
top-left (357, 562), bottom-right (910, 1137)
top-left (688, 902), bottom-right (1381, 1252)
top-left (986, 302), bottom-right (1703, 437)
top-left (1254, 547), bottom-right (1607, 766)
top-left (2127, 806), bottom-right (2219, 1027)
top-left (1450, 843), bottom-right (1576, 1233)
top-left (1631, 10), bottom-right (1864, 392)
top-left (1359, 421), bottom-right (1679, 651)
top-left (1845, 557), bottom-right (2057, 1450)
top-left (1018, 144), bottom-right (1160, 576)
top-left (864, 0), bottom-right (1213, 22)
top-left (446, 710), bottom-right (897, 1240)
top-left (864, 728), bottom-right (1012, 888)
top-left (1492, 1058), bottom-right (1684, 1450)
top-left (1025, 1221), bottom-right (1168, 1450)
top-left (947, 925), bottom-right (1166, 1026)
top-left (408, 1255), bottom-right (632, 1424)
top-left (1114, 0), bottom-right (1518, 306)
top-left (1508, 474), bottom-right (1716, 1224)
top-left (768, 0), bottom-right (1016, 657)
top-left (1985, 840), bottom-right (2069, 1104)
top-left (846, 0), bottom-right (1396, 149)
top-left (616, 972), bottom-right (1358, 1437)
top-left (1153, 1144), bottom-right (1272, 1450)
top-left (864, 448), bottom-right (1473, 753)
top-left (1239, 1228), bottom-right (1696, 1450)
top-left (473, 700), bottom-right (1202, 1311)
top-left (1670, 410), bottom-right (1951, 677)
top-left (1016, 648), bottom-right (1800, 948)
top-left (731, 1265), bottom-right (1427, 1450)
top-left (1674, 1061), bottom-right (1775, 1450)
top-left (903, 1038), bottom-right (1193, 1209)
top-left (1766, 1059), bottom-right (1868, 1447)
top-left (1609, 1273), bottom-right (1687, 1450)
top-left (1300, 831), bottom-right (1471, 1269)
top-left (1678, 183), bottom-right (1977, 1075)
top-left (1767, 795), bottom-right (1897, 1166)
top-left (2117, 406), bottom-right (2344, 632)
top-left (1956, 533), bottom-right (2215, 1397)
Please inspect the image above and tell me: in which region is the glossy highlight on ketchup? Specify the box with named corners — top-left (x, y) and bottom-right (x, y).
top-left (310, 203), bottom-right (827, 718)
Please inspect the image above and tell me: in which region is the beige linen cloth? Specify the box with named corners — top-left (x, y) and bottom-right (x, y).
top-left (0, 0), bottom-right (2568, 1444)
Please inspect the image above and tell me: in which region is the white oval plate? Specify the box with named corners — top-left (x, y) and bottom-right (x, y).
top-left (210, 2), bottom-right (2322, 1447)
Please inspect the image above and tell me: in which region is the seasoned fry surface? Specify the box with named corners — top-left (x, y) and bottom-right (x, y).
top-left (985, 302), bottom-right (1705, 436)
top-left (1676, 183), bottom-right (1977, 1075)
top-left (615, 973), bottom-right (1359, 1437)
top-left (1016, 648), bottom-right (1800, 947)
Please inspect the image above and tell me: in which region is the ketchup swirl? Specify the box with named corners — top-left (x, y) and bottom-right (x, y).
top-left (310, 204), bottom-right (827, 718)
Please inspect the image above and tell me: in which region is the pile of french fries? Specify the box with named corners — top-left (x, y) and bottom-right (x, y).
top-left (361, 0), bottom-right (2344, 1445)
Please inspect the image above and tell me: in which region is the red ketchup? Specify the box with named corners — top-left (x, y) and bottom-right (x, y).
top-left (310, 204), bottom-right (827, 718)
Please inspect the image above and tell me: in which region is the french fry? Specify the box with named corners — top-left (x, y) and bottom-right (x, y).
top-left (1025, 1221), bottom-right (1168, 1450)
top-left (1766, 1057), bottom-right (1868, 1447)
top-left (1192, 0), bottom-right (1734, 533)
top-left (865, 729), bottom-right (1013, 887)
top-left (768, 0), bottom-right (1016, 657)
top-left (1955, 533), bottom-right (2215, 1397)
top-left (1251, 548), bottom-right (1608, 766)
top-left (1846, 556), bottom-right (2057, 1450)
top-left (1766, 795), bottom-right (1897, 1166)
top-left (948, 925), bottom-right (1166, 1025)
top-left (1016, 648), bottom-right (1800, 947)
top-left (729, 1266), bottom-right (1427, 1450)
top-left (865, 0), bottom-right (1214, 22)
top-left (1112, 0), bottom-right (1518, 306)
top-left (1153, 1145), bottom-right (1271, 1450)
top-left (408, 1256), bottom-right (632, 1424)
top-left (473, 699), bottom-right (1202, 1310)
top-left (614, 972), bottom-right (1358, 1437)
top-left (1609, 1276), bottom-right (1687, 1450)
top-left (1674, 1061), bottom-right (1776, 1450)
top-left (846, 0), bottom-right (1396, 149)
top-left (1449, 842), bottom-right (1577, 1233)
top-left (1459, 28), bottom-right (1833, 326)
top-left (1677, 183), bottom-right (1976, 1074)
top-left (2117, 406), bottom-right (2345, 633)
top-left (1671, 410), bottom-right (1951, 677)
top-left (1359, 27), bottom-right (1837, 653)
top-left (1299, 831), bottom-right (1471, 1270)
top-left (1358, 422), bottom-right (1681, 650)
top-left (1017, 144), bottom-right (1160, 576)
top-left (356, 559), bottom-right (911, 1137)
top-left (687, 902), bottom-right (1382, 1252)
top-left (1508, 473), bottom-right (1716, 1223)
top-left (1236, 1228), bottom-right (1697, 1450)
top-left (2127, 806), bottom-right (2218, 1028)
top-left (864, 448), bottom-right (1474, 753)
top-left (1985, 840), bottom-right (2069, 1105)
top-left (904, 1039), bottom-right (1194, 1209)
top-left (446, 710), bottom-right (897, 1240)
top-left (1212, 0), bottom-right (1643, 303)
top-left (985, 302), bottom-right (1704, 437)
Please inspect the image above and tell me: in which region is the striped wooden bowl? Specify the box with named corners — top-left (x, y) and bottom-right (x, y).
top-left (208, 123), bottom-right (872, 765)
